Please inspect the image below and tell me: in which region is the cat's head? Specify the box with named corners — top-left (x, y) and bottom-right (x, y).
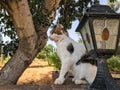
top-left (50, 24), bottom-right (68, 36)
top-left (49, 24), bottom-right (68, 42)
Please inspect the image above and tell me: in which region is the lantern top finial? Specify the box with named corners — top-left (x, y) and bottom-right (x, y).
top-left (76, 2), bottom-right (120, 58)
top-left (87, 5), bottom-right (115, 14)
top-left (76, 4), bottom-right (120, 32)
top-left (94, 0), bottom-right (99, 5)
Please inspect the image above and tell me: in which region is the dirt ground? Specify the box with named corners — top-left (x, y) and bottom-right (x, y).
top-left (17, 59), bottom-right (54, 86)
top-left (0, 59), bottom-right (120, 90)
top-left (0, 59), bottom-right (54, 90)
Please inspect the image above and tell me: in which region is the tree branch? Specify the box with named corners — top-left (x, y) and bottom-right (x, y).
top-left (0, 1), bottom-right (13, 16)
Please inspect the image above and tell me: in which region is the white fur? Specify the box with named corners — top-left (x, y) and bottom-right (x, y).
top-left (49, 34), bottom-right (97, 85)
top-left (72, 63), bottom-right (97, 84)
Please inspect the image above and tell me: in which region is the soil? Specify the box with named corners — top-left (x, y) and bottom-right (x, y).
top-left (0, 59), bottom-right (54, 90)
top-left (17, 59), bottom-right (54, 86)
top-left (0, 59), bottom-right (120, 90)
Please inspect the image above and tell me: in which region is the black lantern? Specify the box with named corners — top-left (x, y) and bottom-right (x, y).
top-left (76, 3), bottom-right (120, 90)
top-left (76, 5), bottom-right (120, 58)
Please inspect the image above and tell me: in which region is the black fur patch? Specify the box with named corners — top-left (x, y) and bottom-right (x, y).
top-left (67, 43), bottom-right (74, 54)
top-left (76, 54), bottom-right (97, 66)
top-left (64, 72), bottom-right (68, 78)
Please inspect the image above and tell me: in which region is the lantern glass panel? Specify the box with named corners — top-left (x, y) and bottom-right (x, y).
top-left (81, 20), bottom-right (94, 52)
top-left (93, 19), bottom-right (119, 50)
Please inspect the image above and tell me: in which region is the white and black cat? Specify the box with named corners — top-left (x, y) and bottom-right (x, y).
top-left (49, 24), bottom-right (97, 85)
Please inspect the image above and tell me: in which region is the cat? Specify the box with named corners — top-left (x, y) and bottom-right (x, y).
top-left (49, 24), bottom-right (97, 85)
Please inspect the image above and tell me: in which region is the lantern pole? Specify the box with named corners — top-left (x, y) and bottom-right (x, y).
top-left (88, 51), bottom-right (120, 90)
top-left (85, 1), bottom-right (120, 90)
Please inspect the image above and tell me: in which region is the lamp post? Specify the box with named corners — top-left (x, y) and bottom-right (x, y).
top-left (76, 2), bottom-right (120, 90)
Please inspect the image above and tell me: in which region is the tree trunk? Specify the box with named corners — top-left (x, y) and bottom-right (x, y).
top-left (0, 0), bottom-right (61, 85)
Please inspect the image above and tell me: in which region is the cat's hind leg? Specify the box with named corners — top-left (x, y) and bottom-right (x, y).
top-left (74, 79), bottom-right (87, 85)
top-left (72, 72), bottom-right (87, 84)
top-left (72, 76), bottom-right (87, 84)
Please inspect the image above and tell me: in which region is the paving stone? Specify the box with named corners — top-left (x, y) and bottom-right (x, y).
top-left (51, 71), bottom-right (89, 90)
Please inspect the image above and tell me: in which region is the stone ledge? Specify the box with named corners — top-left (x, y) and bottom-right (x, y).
top-left (51, 71), bottom-right (89, 90)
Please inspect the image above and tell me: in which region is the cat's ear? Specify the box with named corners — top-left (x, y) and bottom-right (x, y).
top-left (56, 24), bottom-right (65, 34)
top-left (56, 24), bottom-right (64, 34)
top-left (56, 24), bottom-right (62, 30)
top-left (60, 28), bottom-right (69, 36)
top-left (50, 24), bottom-right (63, 35)
top-left (60, 29), bottom-right (64, 34)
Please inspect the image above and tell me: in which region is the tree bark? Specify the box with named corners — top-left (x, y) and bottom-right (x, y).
top-left (0, 0), bottom-right (61, 85)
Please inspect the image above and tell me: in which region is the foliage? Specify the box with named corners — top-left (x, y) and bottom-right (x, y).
top-left (0, 54), bottom-right (11, 64)
top-left (78, 38), bottom-right (83, 43)
top-left (3, 56), bottom-right (11, 64)
top-left (107, 55), bottom-right (120, 72)
top-left (0, 5), bottom-right (18, 55)
top-left (0, 9), bottom-right (16, 39)
top-left (37, 44), bottom-right (120, 71)
top-left (28, 0), bottom-right (51, 30)
top-left (0, 0), bottom-right (88, 55)
top-left (2, 39), bottom-right (18, 56)
top-left (37, 44), bottom-right (61, 70)
top-left (57, 0), bottom-right (85, 31)
top-left (0, 0), bottom-right (119, 57)
top-left (37, 44), bottom-right (54, 59)
top-left (46, 51), bottom-right (61, 70)
top-left (107, 0), bottom-right (120, 12)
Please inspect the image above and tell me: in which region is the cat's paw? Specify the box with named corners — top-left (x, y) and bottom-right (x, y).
top-left (72, 78), bottom-right (76, 82)
top-left (54, 78), bottom-right (65, 85)
top-left (74, 80), bottom-right (87, 85)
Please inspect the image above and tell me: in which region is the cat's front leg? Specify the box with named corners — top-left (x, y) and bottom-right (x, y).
top-left (54, 76), bottom-right (65, 85)
top-left (54, 62), bottom-right (70, 85)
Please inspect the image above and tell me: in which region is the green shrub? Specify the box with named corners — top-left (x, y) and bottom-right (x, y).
top-left (37, 44), bottom-right (55, 59)
top-left (37, 45), bottom-right (120, 71)
top-left (107, 55), bottom-right (120, 72)
top-left (37, 44), bottom-right (61, 70)
top-left (46, 51), bottom-right (61, 70)
top-left (3, 57), bottom-right (11, 64)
